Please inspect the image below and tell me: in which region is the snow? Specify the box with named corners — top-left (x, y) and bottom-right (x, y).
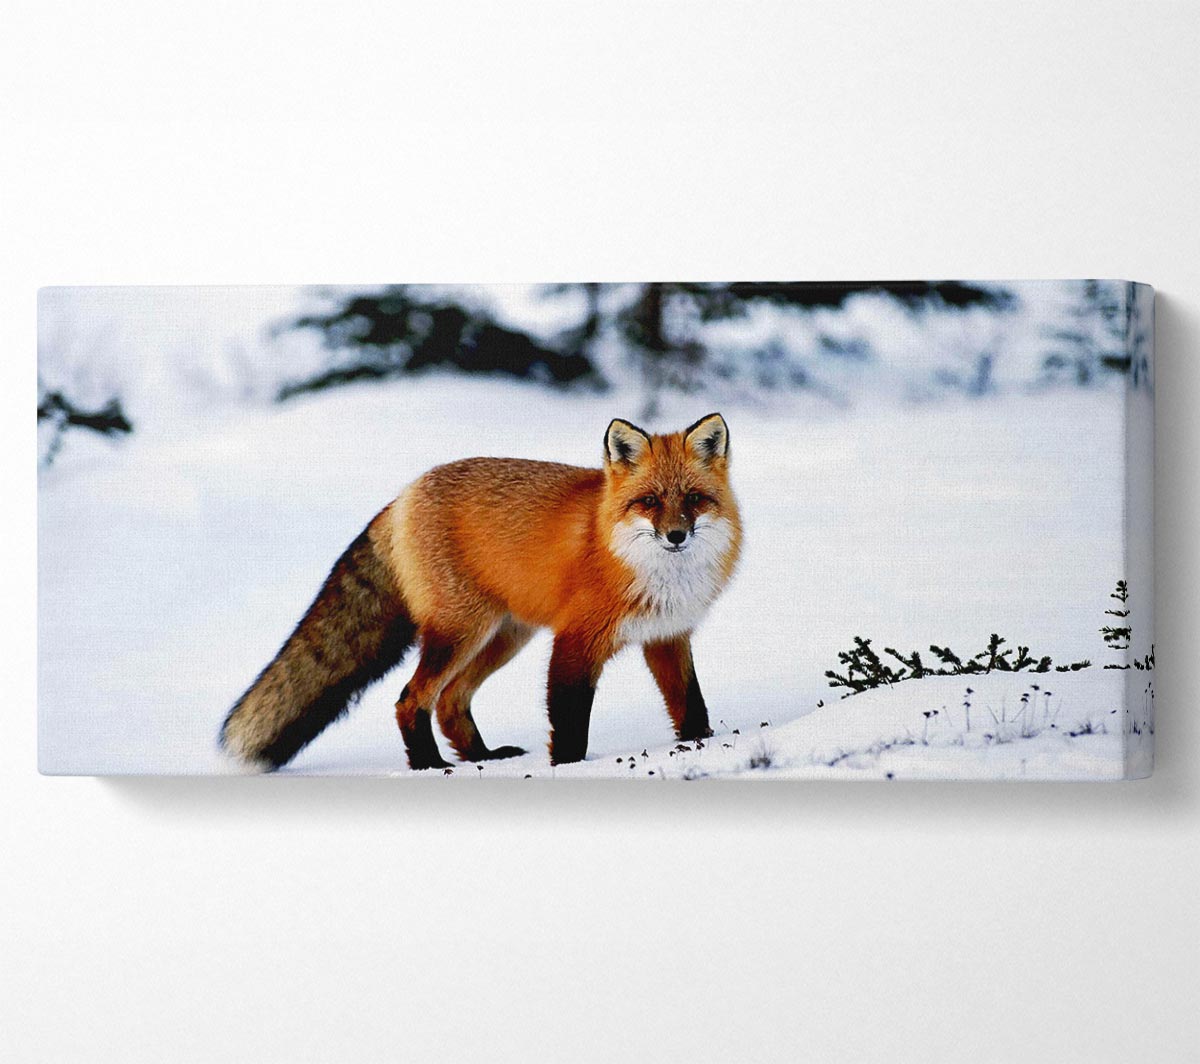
top-left (38, 370), bottom-right (1152, 779)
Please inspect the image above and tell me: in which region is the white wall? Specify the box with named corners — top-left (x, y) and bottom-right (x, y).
top-left (3, 2), bottom-right (1198, 1060)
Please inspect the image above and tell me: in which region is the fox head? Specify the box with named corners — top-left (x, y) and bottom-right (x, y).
top-left (602, 413), bottom-right (741, 583)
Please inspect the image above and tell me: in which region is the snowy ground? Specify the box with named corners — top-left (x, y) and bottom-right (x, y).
top-left (38, 376), bottom-right (1152, 778)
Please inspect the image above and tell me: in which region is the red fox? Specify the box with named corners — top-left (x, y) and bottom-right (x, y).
top-left (221, 413), bottom-right (741, 770)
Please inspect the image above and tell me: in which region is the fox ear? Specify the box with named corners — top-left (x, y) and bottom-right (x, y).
top-left (684, 413), bottom-right (729, 463)
top-left (605, 418), bottom-right (652, 467)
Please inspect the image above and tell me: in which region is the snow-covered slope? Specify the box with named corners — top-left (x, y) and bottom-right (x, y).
top-left (445, 670), bottom-right (1150, 783)
top-left (37, 375), bottom-right (1147, 778)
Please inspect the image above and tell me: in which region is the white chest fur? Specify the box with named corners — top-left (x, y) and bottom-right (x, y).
top-left (610, 516), bottom-right (735, 646)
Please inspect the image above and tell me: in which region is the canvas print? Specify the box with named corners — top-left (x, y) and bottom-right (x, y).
top-left (37, 281), bottom-right (1155, 779)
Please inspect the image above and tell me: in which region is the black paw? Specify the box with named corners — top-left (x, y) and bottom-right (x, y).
top-left (401, 711), bottom-right (453, 770)
top-left (481, 744), bottom-right (527, 761)
top-left (550, 748), bottom-right (586, 766)
top-left (408, 752), bottom-right (454, 771)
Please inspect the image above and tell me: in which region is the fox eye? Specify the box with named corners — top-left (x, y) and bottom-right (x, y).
top-left (638, 494), bottom-right (660, 507)
top-left (685, 492), bottom-right (703, 506)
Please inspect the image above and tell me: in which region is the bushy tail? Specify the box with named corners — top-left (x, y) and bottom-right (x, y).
top-left (220, 515), bottom-right (417, 770)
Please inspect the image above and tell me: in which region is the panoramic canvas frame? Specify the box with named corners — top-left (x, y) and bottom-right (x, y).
top-left (37, 280), bottom-right (1155, 779)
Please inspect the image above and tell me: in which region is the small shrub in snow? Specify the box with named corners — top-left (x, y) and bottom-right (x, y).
top-left (816, 733), bottom-right (918, 769)
top-left (825, 633), bottom-right (1086, 696)
top-left (1128, 682), bottom-right (1155, 738)
top-left (824, 637), bottom-right (905, 693)
top-left (746, 742), bottom-right (776, 771)
top-left (1101, 579), bottom-right (1132, 668)
top-left (1100, 580), bottom-right (1155, 672)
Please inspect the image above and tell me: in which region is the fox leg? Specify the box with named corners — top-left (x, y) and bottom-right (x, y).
top-left (547, 632), bottom-right (608, 765)
top-left (436, 617), bottom-right (534, 762)
top-left (395, 623), bottom-right (498, 770)
top-left (643, 636), bottom-right (713, 741)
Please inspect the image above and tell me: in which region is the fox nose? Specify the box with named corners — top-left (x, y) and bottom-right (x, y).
top-left (666, 529), bottom-right (687, 545)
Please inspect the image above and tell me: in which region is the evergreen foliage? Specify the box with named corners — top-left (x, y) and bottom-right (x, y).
top-left (825, 632), bottom-right (1082, 695)
top-left (1041, 281), bottom-right (1139, 386)
top-left (281, 286), bottom-right (601, 399)
top-left (38, 386), bottom-right (133, 466)
top-left (826, 577), bottom-right (1154, 697)
top-left (1101, 578), bottom-right (1155, 671)
top-left (1100, 579), bottom-right (1131, 657)
top-left (281, 281), bottom-right (1014, 405)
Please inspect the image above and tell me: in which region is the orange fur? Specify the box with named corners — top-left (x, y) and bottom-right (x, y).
top-left (385, 414), bottom-right (740, 651)
top-left (224, 413), bottom-right (741, 769)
